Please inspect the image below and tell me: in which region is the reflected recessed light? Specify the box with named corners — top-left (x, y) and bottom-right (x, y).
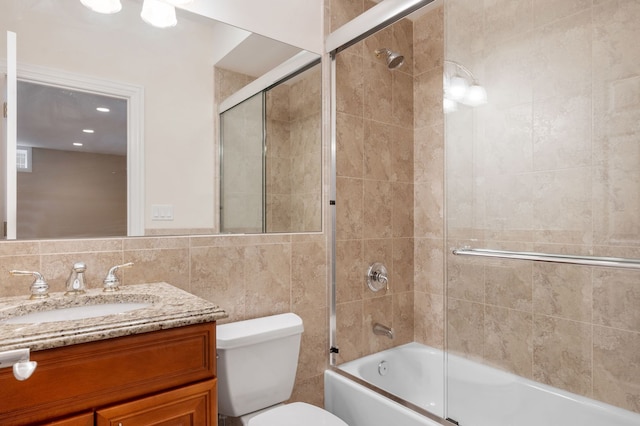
top-left (96, 107), bottom-right (110, 112)
top-left (73, 142), bottom-right (84, 147)
top-left (82, 129), bottom-right (95, 133)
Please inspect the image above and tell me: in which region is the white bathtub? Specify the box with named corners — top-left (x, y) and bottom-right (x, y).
top-left (325, 369), bottom-right (442, 426)
top-left (325, 342), bottom-right (640, 426)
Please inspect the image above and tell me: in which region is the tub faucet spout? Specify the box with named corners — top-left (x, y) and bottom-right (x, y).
top-left (373, 323), bottom-right (394, 339)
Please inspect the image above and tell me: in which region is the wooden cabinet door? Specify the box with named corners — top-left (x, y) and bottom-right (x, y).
top-left (45, 412), bottom-right (94, 426)
top-left (95, 379), bottom-right (216, 426)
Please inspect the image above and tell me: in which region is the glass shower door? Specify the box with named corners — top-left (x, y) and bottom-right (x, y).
top-left (444, 0), bottom-right (640, 424)
top-left (219, 92), bottom-right (265, 233)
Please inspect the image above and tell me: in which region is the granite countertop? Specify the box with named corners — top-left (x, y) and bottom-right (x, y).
top-left (0, 282), bottom-right (227, 352)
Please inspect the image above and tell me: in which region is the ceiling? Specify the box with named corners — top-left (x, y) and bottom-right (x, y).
top-left (215, 33), bottom-right (303, 78)
top-left (17, 81), bottom-right (128, 156)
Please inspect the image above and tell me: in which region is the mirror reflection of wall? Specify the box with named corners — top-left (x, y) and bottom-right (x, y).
top-left (16, 81), bottom-right (127, 239)
top-left (219, 62), bottom-right (321, 234)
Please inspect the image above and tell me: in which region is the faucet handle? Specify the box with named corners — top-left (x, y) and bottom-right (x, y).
top-left (103, 262), bottom-right (133, 292)
top-left (71, 262), bottom-right (87, 272)
top-left (9, 270), bottom-right (49, 300)
top-left (367, 262), bottom-right (389, 292)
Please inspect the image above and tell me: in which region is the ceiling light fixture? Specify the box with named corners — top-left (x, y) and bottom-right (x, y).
top-left (82, 129), bottom-right (95, 134)
top-left (96, 107), bottom-right (110, 112)
top-left (141, 0), bottom-right (177, 28)
top-left (73, 142), bottom-right (84, 147)
top-left (443, 60), bottom-right (487, 113)
top-left (80, 0), bottom-right (191, 28)
top-left (80, 0), bottom-right (122, 14)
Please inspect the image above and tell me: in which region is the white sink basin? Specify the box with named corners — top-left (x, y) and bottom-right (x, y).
top-left (1, 302), bottom-right (152, 324)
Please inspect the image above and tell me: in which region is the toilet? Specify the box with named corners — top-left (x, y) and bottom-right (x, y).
top-left (216, 313), bottom-right (348, 426)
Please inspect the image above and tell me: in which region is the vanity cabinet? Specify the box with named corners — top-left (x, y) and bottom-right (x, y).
top-left (0, 322), bottom-right (217, 425)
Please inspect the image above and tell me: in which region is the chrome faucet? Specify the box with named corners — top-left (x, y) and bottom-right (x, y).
top-left (65, 262), bottom-right (87, 295)
top-left (9, 270), bottom-right (49, 299)
top-left (103, 262), bottom-right (134, 292)
top-left (373, 323), bottom-right (394, 339)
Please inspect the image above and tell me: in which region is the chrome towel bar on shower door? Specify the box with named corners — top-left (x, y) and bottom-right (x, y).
top-left (452, 247), bottom-right (640, 270)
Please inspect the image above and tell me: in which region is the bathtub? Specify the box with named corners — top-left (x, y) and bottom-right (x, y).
top-left (325, 342), bottom-right (640, 426)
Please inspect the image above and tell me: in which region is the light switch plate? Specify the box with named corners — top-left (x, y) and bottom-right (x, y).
top-left (151, 204), bottom-right (173, 221)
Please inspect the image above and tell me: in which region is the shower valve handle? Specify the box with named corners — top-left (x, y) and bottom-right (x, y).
top-left (367, 262), bottom-right (388, 292)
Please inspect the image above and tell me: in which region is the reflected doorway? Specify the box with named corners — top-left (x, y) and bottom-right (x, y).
top-left (1, 63), bottom-right (144, 240)
top-left (16, 81), bottom-right (127, 239)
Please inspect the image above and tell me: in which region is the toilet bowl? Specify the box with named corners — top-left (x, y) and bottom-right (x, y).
top-left (216, 313), bottom-right (347, 426)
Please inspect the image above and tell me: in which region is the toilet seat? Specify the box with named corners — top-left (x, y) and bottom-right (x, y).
top-left (248, 402), bottom-right (348, 426)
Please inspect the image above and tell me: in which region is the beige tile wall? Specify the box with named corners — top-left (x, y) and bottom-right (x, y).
top-left (445, 0), bottom-right (640, 414)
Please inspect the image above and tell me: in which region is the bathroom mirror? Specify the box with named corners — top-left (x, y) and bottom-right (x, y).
top-left (0, 0), bottom-right (322, 239)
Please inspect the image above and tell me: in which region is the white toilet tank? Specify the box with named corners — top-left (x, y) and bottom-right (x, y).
top-left (217, 313), bottom-right (304, 418)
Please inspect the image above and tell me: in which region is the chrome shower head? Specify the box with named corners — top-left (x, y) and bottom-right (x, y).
top-left (375, 48), bottom-right (404, 70)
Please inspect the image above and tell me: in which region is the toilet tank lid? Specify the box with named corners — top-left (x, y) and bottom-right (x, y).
top-left (217, 313), bottom-right (304, 350)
